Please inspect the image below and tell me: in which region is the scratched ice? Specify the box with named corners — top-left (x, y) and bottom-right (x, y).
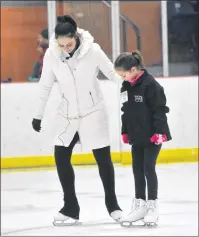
top-left (1, 163), bottom-right (198, 236)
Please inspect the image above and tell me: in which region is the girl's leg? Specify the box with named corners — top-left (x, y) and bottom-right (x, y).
top-left (131, 145), bottom-right (146, 200)
top-left (120, 145), bottom-right (147, 225)
top-left (143, 143), bottom-right (162, 224)
top-left (144, 143), bottom-right (162, 200)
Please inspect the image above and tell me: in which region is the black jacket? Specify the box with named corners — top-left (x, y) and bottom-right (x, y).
top-left (121, 69), bottom-right (172, 145)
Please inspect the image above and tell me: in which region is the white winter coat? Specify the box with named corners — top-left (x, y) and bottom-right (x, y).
top-left (35, 28), bottom-right (122, 149)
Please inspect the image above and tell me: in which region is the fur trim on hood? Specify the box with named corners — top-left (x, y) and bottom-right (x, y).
top-left (49, 28), bottom-right (94, 60)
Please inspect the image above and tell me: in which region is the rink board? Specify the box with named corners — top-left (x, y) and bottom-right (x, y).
top-left (1, 78), bottom-right (198, 169)
top-left (1, 148), bottom-right (198, 169)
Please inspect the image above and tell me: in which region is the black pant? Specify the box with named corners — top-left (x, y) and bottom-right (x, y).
top-left (54, 132), bottom-right (121, 219)
top-left (131, 143), bottom-right (161, 200)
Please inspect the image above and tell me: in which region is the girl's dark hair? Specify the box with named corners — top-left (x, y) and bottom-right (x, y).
top-left (114, 50), bottom-right (144, 71)
top-left (55, 15), bottom-right (77, 39)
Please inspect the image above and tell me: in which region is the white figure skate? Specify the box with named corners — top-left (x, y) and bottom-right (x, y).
top-left (143, 199), bottom-right (159, 227)
top-left (120, 198), bottom-right (147, 227)
top-left (53, 212), bottom-right (81, 226)
top-left (110, 210), bottom-right (123, 223)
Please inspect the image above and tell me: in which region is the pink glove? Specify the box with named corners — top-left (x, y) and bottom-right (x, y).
top-left (150, 134), bottom-right (167, 145)
top-left (122, 134), bottom-right (129, 144)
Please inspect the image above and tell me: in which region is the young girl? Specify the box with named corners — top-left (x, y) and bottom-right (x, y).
top-left (114, 51), bottom-right (172, 226)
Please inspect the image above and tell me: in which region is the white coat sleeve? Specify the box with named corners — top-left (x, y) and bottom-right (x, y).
top-left (34, 49), bottom-right (56, 120)
top-left (94, 44), bottom-right (123, 84)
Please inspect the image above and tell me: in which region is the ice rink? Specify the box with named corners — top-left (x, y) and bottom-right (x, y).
top-left (1, 162), bottom-right (198, 236)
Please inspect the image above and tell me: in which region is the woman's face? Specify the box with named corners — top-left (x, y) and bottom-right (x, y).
top-left (57, 36), bottom-right (76, 53)
top-left (116, 67), bottom-right (137, 81)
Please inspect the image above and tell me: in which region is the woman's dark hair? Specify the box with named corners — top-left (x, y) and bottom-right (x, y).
top-left (55, 15), bottom-right (77, 39)
top-left (114, 50), bottom-right (144, 71)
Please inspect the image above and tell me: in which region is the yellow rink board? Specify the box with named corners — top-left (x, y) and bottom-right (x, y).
top-left (1, 148), bottom-right (198, 169)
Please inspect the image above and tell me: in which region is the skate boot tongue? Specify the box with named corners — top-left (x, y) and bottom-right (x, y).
top-left (144, 200), bottom-right (159, 226)
top-left (130, 198), bottom-right (145, 213)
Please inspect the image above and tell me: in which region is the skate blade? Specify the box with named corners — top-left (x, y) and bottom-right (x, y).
top-left (120, 219), bottom-right (145, 228)
top-left (143, 217), bottom-right (159, 228)
top-left (144, 221), bottom-right (158, 228)
top-left (53, 220), bottom-right (82, 227)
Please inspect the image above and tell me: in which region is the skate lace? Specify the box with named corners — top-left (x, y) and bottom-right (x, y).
top-left (129, 199), bottom-right (141, 215)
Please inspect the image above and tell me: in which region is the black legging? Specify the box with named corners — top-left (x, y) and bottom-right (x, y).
top-left (54, 132), bottom-right (121, 219)
top-left (131, 143), bottom-right (162, 201)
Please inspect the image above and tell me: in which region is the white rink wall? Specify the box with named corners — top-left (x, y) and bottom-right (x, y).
top-left (1, 76), bottom-right (198, 158)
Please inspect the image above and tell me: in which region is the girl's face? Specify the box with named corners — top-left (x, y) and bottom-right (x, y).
top-left (57, 36), bottom-right (77, 53)
top-left (116, 67), bottom-right (138, 81)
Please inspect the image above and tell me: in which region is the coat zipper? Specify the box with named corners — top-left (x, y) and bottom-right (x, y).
top-left (65, 61), bottom-right (83, 144)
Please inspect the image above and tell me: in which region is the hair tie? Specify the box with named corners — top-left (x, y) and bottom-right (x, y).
top-left (132, 51), bottom-right (139, 60)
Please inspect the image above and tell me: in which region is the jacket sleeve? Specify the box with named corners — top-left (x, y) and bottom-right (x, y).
top-left (94, 44), bottom-right (123, 84)
top-left (146, 81), bottom-right (170, 134)
top-left (34, 49), bottom-right (56, 120)
top-left (121, 113), bottom-right (128, 135)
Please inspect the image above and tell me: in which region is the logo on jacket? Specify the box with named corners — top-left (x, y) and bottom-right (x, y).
top-left (134, 95), bottom-right (143, 102)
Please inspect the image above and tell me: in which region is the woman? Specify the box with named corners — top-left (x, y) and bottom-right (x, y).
top-left (114, 50), bottom-right (171, 226)
top-left (32, 15), bottom-right (123, 226)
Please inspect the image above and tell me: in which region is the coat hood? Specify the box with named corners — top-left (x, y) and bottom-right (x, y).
top-left (49, 28), bottom-right (94, 61)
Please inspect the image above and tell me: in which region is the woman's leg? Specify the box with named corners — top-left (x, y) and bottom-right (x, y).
top-left (92, 146), bottom-right (122, 214)
top-left (54, 132), bottom-right (80, 219)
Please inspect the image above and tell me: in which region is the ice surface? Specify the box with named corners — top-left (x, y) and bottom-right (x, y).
top-left (1, 163), bottom-right (198, 236)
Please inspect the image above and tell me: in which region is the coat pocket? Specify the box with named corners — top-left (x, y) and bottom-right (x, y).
top-left (58, 95), bottom-right (69, 117)
top-left (89, 92), bottom-right (95, 106)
